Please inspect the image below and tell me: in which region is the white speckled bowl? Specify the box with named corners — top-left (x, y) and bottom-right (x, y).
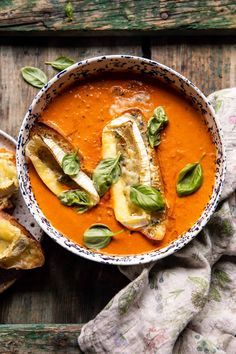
top-left (16, 55), bottom-right (226, 265)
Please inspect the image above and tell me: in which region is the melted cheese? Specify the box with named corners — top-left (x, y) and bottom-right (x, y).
top-left (0, 152), bottom-right (18, 197)
top-left (26, 136), bottom-right (65, 196)
top-left (0, 219), bottom-right (21, 253)
top-left (102, 113), bottom-right (151, 230)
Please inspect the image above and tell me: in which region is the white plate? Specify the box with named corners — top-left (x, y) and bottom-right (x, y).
top-left (0, 129), bottom-right (43, 241)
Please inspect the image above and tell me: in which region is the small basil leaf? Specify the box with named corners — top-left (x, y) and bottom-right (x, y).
top-left (130, 185), bottom-right (165, 212)
top-left (45, 56), bottom-right (75, 71)
top-left (21, 67), bottom-right (48, 88)
top-left (93, 153), bottom-right (122, 196)
top-left (83, 224), bottom-right (123, 250)
top-left (62, 152), bottom-right (80, 176)
top-left (58, 189), bottom-right (91, 213)
top-left (65, 2), bottom-right (73, 21)
top-left (147, 106), bottom-right (168, 148)
top-left (176, 162), bottom-right (203, 197)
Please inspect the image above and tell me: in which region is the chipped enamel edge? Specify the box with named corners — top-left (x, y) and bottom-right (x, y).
top-left (16, 55), bottom-right (226, 265)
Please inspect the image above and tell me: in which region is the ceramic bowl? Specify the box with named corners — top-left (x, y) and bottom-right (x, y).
top-left (17, 55), bottom-right (226, 265)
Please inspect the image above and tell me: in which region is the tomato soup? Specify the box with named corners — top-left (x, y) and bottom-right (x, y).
top-left (29, 75), bottom-right (216, 255)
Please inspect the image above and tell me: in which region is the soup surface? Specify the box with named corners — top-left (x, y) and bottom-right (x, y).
top-left (29, 75), bottom-right (216, 255)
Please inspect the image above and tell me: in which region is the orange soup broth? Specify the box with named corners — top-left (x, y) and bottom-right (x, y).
top-left (29, 75), bottom-right (216, 255)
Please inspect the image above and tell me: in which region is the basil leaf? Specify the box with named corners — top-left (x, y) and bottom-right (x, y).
top-left (21, 67), bottom-right (48, 88)
top-left (176, 162), bottom-right (203, 197)
top-left (147, 106), bottom-right (168, 148)
top-left (65, 2), bottom-right (73, 21)
top-left (45, 56), bottom-right (75, 71)
top-left (62, 152), bottom-right (80, 176)
top-left (84, 224), bottom-right (123, 250)
top-left (93, 153), bottom-right (122, 197)
top-left (58, 189), bottom-right (91, 213)
top-left (130, 185), bottom-right (165, 212)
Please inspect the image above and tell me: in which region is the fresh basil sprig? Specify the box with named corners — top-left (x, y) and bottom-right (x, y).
top-left (83, 224), bottom-right (123, 250)
top-left (93, 153), bottom-right (122, 197)
top-left (147, 106), bottom-right (168, 148)
top-left (58, 189), bottom-right (91, 213)
top-left (62, 152), bottom-right (80, 176)
top-left (130, 185), bottom-right (165, 212)
top-left (45, 56), bottom-right (75, 71)
top-left (65, 2), bottom-right (73, 22)
top-left (176, 155), bottom-right (205, 197)
top-left (21, 67), bottom-right (48, 88)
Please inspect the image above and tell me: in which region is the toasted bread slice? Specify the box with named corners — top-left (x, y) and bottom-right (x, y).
top-left (0, 149), bottom-right (18, 210)
top-left (102, 111), bottom-right (167, 240)
top-left (30, 124), bottom-right (79, 158)
top-left (26, 123), bottom-right (99, 205)
top-left (0, 211), bottom-right (44, 270)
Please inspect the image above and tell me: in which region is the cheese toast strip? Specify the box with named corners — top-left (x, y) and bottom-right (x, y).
top-left (102, 111), bottom-right (167, 240)
top-left (0, 211), bottom-right (44, 270)
top-left (0, 150), bottom-right (18, 210)
top-left (26, 124), bottom-right (99, 205)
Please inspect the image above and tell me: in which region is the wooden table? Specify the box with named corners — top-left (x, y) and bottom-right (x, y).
top-left (0, 1), bottom-right (235, 353)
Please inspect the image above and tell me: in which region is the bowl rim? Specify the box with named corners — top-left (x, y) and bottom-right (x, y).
top-left (17, 54), bottom-right (226, 265)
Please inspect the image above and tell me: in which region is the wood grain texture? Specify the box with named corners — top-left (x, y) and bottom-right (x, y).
top-left (0, 1), bottom-right (235, 34)
top-left (0, 37), bottom-right (141, 324)
top-left (151, 38), bottom-right (236, 96)
top-left (0, 324), bottom-right (82, 353)
top-left (0, 269), bottom-right (18, 294)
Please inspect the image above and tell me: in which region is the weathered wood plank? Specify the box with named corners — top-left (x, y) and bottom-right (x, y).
top-left (0, 37), bottom-right (139, 323)
top-left (151, 38), bottom-right (236, 96)
top-left (0, 269), bottom-right (19, 294)
top-left (0, 0), bottom-right (235, 35)
top-left (0, 324), bottom-right (82, 353)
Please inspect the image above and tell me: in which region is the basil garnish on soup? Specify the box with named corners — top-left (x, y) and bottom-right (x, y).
top-left (130, 185), bottom-right (165, 212)
top-left (83, 224), bottom-right (123, 250)
top-left (93, 153), bottom-right (122, 196)
top-left (147, 106), bottom-right (168, 148)
top-left (61, 152), bottom-right (80, 176)
top-left (58, 189), bottom-right (91, 213)
top-left (176, 155), bottom-right (205, 197)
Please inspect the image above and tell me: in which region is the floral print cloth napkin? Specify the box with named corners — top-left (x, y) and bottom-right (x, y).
top-left (78, 88), bottom-right (236, 354)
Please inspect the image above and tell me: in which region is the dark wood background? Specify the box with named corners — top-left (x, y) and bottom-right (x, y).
top-left (0, 0), bottom-right (235, 352)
